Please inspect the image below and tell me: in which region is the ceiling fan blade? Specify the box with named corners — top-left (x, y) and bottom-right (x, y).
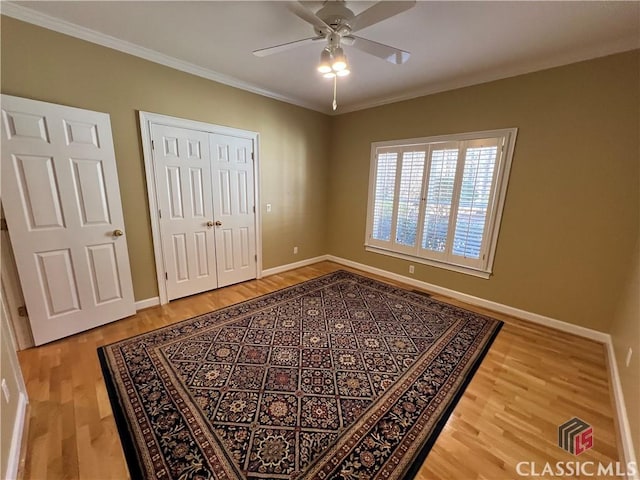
top-left (351, 1), bottom-right (416, 33)
top-left (351, 36), bottom-right (410, 64)
top-left (287, 2), bottom-right (332, 32)
top-left (253, 36), bottom-right (323, 57)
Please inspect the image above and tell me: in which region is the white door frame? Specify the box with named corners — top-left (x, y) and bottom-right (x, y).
top-left (139, 111), bottom-right (262, 305)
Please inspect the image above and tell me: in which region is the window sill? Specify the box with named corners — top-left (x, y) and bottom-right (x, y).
top-left (364, 245), bottom-right (492, 279)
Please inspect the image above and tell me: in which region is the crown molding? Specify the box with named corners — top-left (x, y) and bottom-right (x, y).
top-left (2, 2), bottom-right (638, 117)
top-left (0, 2), bottom-right (328, 114)
top-left (337, 38), bottom-right (640, 115)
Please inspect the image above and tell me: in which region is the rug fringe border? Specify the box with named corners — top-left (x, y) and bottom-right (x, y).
top-left (401, 321), bottom-right (504, 480)
top-left (97, 348), bottom-right (146, 480)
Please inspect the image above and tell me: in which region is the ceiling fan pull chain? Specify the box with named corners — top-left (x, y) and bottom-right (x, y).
top-left (333, 75), bottom-right (338, 111)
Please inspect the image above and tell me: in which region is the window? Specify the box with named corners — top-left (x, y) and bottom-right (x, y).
top-left (365, 129), bottom-right (517, 278)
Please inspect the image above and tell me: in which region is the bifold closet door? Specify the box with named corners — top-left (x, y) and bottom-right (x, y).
top-left (150, 124), bottom-right (257, 300)
top-left (151, 124), bottom-right (218, 300)
top-left (210, 133), bottom-right (257, 288)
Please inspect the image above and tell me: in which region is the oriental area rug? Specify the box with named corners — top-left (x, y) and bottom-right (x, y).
top-left (98, 270), bottom-right (502, 480)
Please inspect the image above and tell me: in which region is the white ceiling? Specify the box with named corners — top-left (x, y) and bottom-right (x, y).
top-left (4, 1), bottom-right (639, 114)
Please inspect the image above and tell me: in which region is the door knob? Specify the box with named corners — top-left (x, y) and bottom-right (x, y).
top-left (206, 221), bottom-right (214, 227)
top-left (113, 229), bottom-right (124, 237)
top-left (215, 221), bottom-right (222, 226)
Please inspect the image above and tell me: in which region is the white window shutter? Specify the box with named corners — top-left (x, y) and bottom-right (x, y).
top-left (365, 129), bottom-right (516, 277)
top-left (451, 142), bottom-right (499, 266)
top-left (421, 147), bottom-right (459, 259)
top-left (394, 149), bottom-right (426, 249)
top-left (371, 151), bottom-right (398, 243)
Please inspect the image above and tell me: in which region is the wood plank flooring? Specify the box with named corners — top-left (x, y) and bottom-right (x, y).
top-left (16, 261), bottom-right (621, 479)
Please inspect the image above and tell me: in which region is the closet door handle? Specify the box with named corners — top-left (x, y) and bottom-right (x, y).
top-left (215, 221), bottom-right (222, 226)
top-left (206, 221), bottom-right (214, 227)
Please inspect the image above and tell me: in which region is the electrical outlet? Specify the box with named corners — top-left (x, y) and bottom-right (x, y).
top-left (1, 379), bottom-right (9, 403)
top-left (266, 204), bottom-right (272, 213)
top-left (626, 348), bottom-right (633, 368)
top-left (409, 265), bottom-right (415, 274)
top-left (293, 246), bottom-right (298, 255)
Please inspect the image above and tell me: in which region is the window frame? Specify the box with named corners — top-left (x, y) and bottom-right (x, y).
top-left (364, 128), bottom-right (518, 279)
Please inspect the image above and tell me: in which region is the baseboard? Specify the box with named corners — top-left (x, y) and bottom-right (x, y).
top-left (326, 255), bottom-right (610, 343)
top-left (135, 297), bottom-right (160, 310)
top-left (5, 391), bottom-right (28, 480)
top-left (605, 340), bottom-right (639, 479)
top-left (261, 255), bottom-right (330, 277)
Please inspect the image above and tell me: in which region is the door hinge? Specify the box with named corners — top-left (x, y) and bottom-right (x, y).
top-left (251, 152), bottom-right (254, 161)
top-left (17, 305), bottom-right (27, 317)
top-left (165, 272), bottom-right (168, 280)
top-left (255, 254), bottom-right (258, 262)
top-left (152, 140), bottom-right (155, 150)
top-left (0, 218), bottom-right (7, 231)
top-left (253, 205), bottom-right (255, 213)
top-left (158, 209), bottom-right (162, 219)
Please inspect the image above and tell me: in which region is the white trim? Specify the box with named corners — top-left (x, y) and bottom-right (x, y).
top-left (365, 246), bottom-right (491, 279)
top-left (325, 255), bottom-right (610, 342)
top-left (5, 391), bottom-right (28, 480)
top-left (334, 41), bottom-right (640, 115)
top-left (365, 129), bottom-right (518, 278)
top-left (135, 297), bottom-right (160, 311)
top-left (3, 2), bottom-right (638, 116)
top-left (139, 111), bottom-right (262, 305)
top-left (605, 340), bottom-right (639, 478)
top-left (261, 255), bottom-right (330, 277)
top-left (0, 2), bottom-right (324, 114)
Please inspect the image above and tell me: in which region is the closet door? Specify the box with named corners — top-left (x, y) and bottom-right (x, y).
top-left (151, 124), bottom-right (218, 300)
top-left (210, 134), bottom-right (257, 287)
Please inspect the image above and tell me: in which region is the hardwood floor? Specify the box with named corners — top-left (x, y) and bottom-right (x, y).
top-left (16, 261), bottom-right (620, 479)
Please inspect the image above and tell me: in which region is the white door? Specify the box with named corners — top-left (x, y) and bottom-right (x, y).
top-left (210, 134), bottom-right (257, 287)
top-left (151, 124), bottom-right (218, 300)
top-left (1, 95), bottom-right (135, 345)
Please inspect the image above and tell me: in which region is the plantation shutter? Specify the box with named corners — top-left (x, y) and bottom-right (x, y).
top-left (451, 139), bottom-right (501, 266)
top-left (365, 129), bottom-right (515, 276)
top-left (420, 146), bottom-right (459, 260)
top-left (371, 151), bottom-right (398, 243)
top-left (394, 149), bottom-right (426, 250)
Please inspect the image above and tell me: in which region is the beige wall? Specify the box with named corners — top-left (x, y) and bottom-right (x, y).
top-left (328, 51), bottom-right (639, 333)
top-left (611, 240), bottom-right (639, 462)
top-left (1, 8), bottom-right (638, 467)
top-left (1, 18), bottom-right (638, 333)
top-left (1, 17), bottom-right (331, 301)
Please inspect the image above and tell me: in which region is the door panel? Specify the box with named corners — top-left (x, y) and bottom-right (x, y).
top-left (14, 154), bottom-right (66, 229)
top-left (71, 159), bottom-right (111, 225)
top-left (210, 134), bottom-right (257, 287)
top-left (86, 243), bottom-right (123, 304)
top-left (1, 95), bottom-right (135, 345)
top-left (151, 124), bottom-right (217, 300)
top-left (36, 249), bottom-right (81, 316)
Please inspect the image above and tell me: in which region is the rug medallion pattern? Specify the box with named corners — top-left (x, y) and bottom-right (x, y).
top-left (99, 271), bottom-right (502, 479)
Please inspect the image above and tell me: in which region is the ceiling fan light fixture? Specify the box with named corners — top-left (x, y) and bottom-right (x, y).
top-left (317, 48), bottom-right (332, 73)
top-left (331, 47), bottom-right (347, 71)
top-left (336, 68), bottom-right (350, 77)
top-left (323, 71), bottom-right (337, 79)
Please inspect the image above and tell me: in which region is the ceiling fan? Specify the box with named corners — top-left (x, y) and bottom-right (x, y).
top-left (253, 0), bottom-right (416, 66)
top-left (253, 1), bottom-right (416, 109)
